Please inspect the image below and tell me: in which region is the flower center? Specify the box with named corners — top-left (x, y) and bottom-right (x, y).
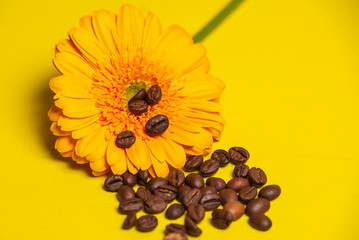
top-left (125, 81), bottom-right (148, 105)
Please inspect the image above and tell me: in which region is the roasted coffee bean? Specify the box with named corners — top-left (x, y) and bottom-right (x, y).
top-left (128, 89), bottom-right (146, 104)
top-left (185, 217), bottom-right (202, 236)
top-left (248, 214), bottom-right (272, 231)
top-left (117, 185), bottom-right (136, 202)
top-left (119, 197), bottom-right (143, 213)
top-left (228, 147), bottom-right (250, 164)
top-left (223, 201), bottom-right (245, 221)
top-left (168, 169), bottom-right (185, 188)
top-left (187, 204), bottom-right (205, 223)
top-left (211, 149), bottom-right (229, 167)
top-left (218, 188), bottom-right (238, 205)
top-left (165, 223), bottom-right (186, 234)
top-left (211, 209), bottom-right (233, 229)
top-left (199, 159), bottom-right (220, 177)
top-left (122, 212), bottom-right (136, 229)
top-left (137, 170), bottom-right (149, 185)
top-left (185, 173), bottom-right (204, 189)
top-left (177, 185), bottom-right (191, 202)
top-left (128, 100), bottom-right (148, 115)
top-left (164, 232), bottom-right (188, 240)
top-left (206, 177), bottom-right (226, 191)
top-left (258, 185), bottom-right (281, 201)
top-left (122, 171), bottom-right (137, 187)
top-left (184, 155), bottom-right (203, 172)
top-left (183, 188), bottom-right (202, 208)
top-left (146, 85), bottom-right (162, 105)
top-left (199, 193), bottom-right (221, 210)
top-left (146, 177), bottom-right (168, 193)
top-left (144, 195), bottom-right (167, 213)
top-left (136, 187), bottom-right (152, 201)
top-left (145, 115), bottom-right (169, 136)
top-left (246, 197), bottom-right (270, 215)
top-left (165, 204), bottom-right (185, 220)
top-left (200, 186), bottom-right (217, 195)
top-left (238, 186), bottom-right (257, 203)
top-left (116, 130), bottom-right (136, 148)
top-left (154, 185), bottom-right (177, 202)
top-left (227, 177), bottom-right (250, 192)
top-left (104, 175), bottom-right (123, 192)
top-left (248, 167), bottom-right (267, 187)
top-left (233, 164), bottom-right (249, 178)
top-left (136, 215), bottom-right (158, 232)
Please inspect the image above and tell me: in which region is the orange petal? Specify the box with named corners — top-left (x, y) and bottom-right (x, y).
top-left (55, 136), bottom-right (76, 153)
top-left (58, 114), bottom-right (99, 131)
top-left (174, 43), bottom-right (208, 75)
top-left (75, 126), bottom-right (106, 157)
top-left (55, 97), bottom-right (99, 118)
top-left (171, 117), bottom-right (201, 133)
top-left (92, 10), bottom-right (117, 53)
top-left (149, 150), bottom-right (169, 178)
top-left (106, 136), bottom-right (127, 169)
top-left (125, 138), bottom-right (151, 170)
top-left (72, 122), bottom-right (101, 139)
top-left (181, 100), bottom-right (223, 112)
top-left (204, 127), bottom-right (221, 141)
top-left (126, 156), bottom-right (139, 174)
top-left (60, 151), bottom-right (73, 157)
top-left (145, 138), bottom-right (167, 163)
top-left (72, 151), bottom-right (89, 164)
top-left (181, 110), bottom-right (225, 125)
top-left (49, 75), bottom-right (92, 93)
top-left (147, 166), bottom-right (157, 178)
top-left (183, 116), bottom-right (224, 132)
top-left (178, 80), bottom-right (223, 100)
top-left (92, 168), bottom-right (111, 176)
top-left (51, 122), bottom-right (71, 136)
top-left (155, 137), bottom-right (186, 169)
top-left (53, 52), bottom-right (95, 79)
top-left (142, 12), bottom-right (162, 49)
top-left (162, 126), bottom-right (199, 147)
top-left (55, 39), bottom-right (81, 55)
top-left (54, 86), bottom-right (92, 99)
top-left (79, 15), bottom-right (96, 38)
top-left (86, 137), bottom-right (108, 162)
top-left (48, 105), bottom-right (62, 121)
top-left (90, 157), bottom-right (109, 172)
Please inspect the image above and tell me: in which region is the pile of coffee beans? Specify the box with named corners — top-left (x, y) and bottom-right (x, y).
top-left (104, 147), bottom-right (281, 239)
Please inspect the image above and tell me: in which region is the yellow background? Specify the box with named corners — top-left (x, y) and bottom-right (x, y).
top-left (1, 0), bottom-right (358, 239)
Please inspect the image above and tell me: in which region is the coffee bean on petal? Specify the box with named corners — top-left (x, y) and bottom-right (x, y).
top-left (185, 173), bottom-right (204, 189)
top-left (119, 197), bottom-right (144, 213)
top-left (206, 177), bottom-right (226, 192)
top-left (137, 170), bottom-right (149, 186)
top-left (122, 171), bottom-right (137, 187)
top-left (245, 197), bottom-right (270, 216)
top-left (228, 147), bottom-right (250, 164)
top-left (122, 212), bottom-right (136, 229)
top-left (165, 223), bottom-right (186, 234)
top-left (187, 204), bottom-right (205, 223)
top-left (168, 169), bottom-right (185, 188)
top-left (145, 115), bottom-right (169, 136)
top-left (117, 185), bottom-right (136, 202)
top-left (177, 185), bottom-right (191, 202)
top-left (146, 177), bottom-right (168, 193)
top-left (200, 186), bottom-right (217, 196)
top-left (128, 89), bottom-right (146, 104)
top-left (146, 85), bottom-right (162, 106)
top-left (116, 130), bottom-right (136, 148)
top-left (211, 149), bottom-right (229, 167)
top-left (227, 177), bottom-right (250, 192)
top-left (199, 193), bottom-right (221, 211)
top-left (136, 187), bottom-right (152, 201)
top-left (104, 175), bottom-right (123, 192)
top-left (238, 186), bottom-right (257, 203)
top-left (185, 217), bottom-right (202, 236)
top-left (218, 188), bottom-right (238, 205)
top-left (223, 201), bottom-right (245, 221)
top-left (165, 204), bottom-right (185, 220)
top-left (248, 214), bottom-right (272, 231)
top-left (211, 209), bottom-right (233, 229)
top-left (144, 195), bottom-right (167, 213)
top-left (233, 164), bottom-right (249, 178)
top-left (258, 185), bottom-right (281, 201)
top-left (248, 167), bottom-right (267, 187)
top-left (164, 232), bottom-right (188, 240)
top-left (136, 215), bottom-right (158, 232)
top-left (183, 188), bottom-right (202, 208)
top-left (128, 100), bottom-right (148, 115)
top-left (184, 155), bottom-right (203, 172)
top-left (199, 159), bottom-right (220, 177)
top-left (154, 185), bottom-right (177, 202)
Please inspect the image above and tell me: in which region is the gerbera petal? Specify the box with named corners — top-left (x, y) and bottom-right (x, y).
top-left (72, 151), bottom-right (89, 164)
top-left (148, 166), bottom-right (157, 178)
top-left (125, 138), bottom-right (151, 170)
top-left (72, 122), bottom-right (101, 139)
top-left (92, 10), bottom-right (117, 53)
top-left (181, 99), bottom-right (223, 112)
top-left (60, 151), bottom-right (73, 157)
top-left (149, 150), bottom-right (169, 178)
top-left (142, 12), bottom-right (162, 49)
top-left (75, 126), bottom-right (106, 157)
top-left (174, 43), bottom-right (208, 75)
top-left (53, 52), bottom-right (95, 79)
top-left (155, 137), bottom-right (186, 169)
top-left (58, 114), bottom-right (99, 131)
top-left (126, 156), bottom-right (139, 174)
top-left (79, 15), bottom-right (96, 38)
top-left (51, 122), bottom-right (71, 136)
top-left (92, 169), bottom-right (111, 176)
top-left (106, 136), bottom-right (127, 167)
top-left (204, 127), bottom-right (221, 141)
top-left (55, 39), bottom-right (81, 55)
top-left (49, 75), bottom-right (92, 93)
top-left (182, 129), bottom-right (213, 156)
top-left (86, 137), bottom-right (108, 162)
top-left (55, 97), bottom-right (100, 118)
top-left (48, 105), bottom-right (62, 121)
top-left (55, 136), bottom-right (76, 153)
top-left (182, 110), bottom-right (226, 125)
top-left (171, 117), bottom-right (201, 133)
top-left (145, 138), bottom-right (166, 163)
top-left (111, 160), bottom-right (127, 175)
top-left (183, 116), bottom-right (225, 132)
top-left (162, 126), bottom-right (199, 146)
top-left (178, 80), bottom-right (223, 100)
top-left (89, 157), bottom-right (109, 172)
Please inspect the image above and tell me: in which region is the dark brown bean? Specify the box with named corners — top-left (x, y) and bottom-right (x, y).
top-left (211, 209), bottom-right (233, 229)
top-left (137, 170), bottom-right (149, 185)
top-left (122, 212), bottom-right (136, 229)
top-left (128, 89), bottom-right (146, 104)
top-left (258, 185), bottom-right (281, 201)
top-left (128, 100), bottom-right (148, 115)
top-left (185, 173), bottom-right (204, 189)
top-left (183, 188), bottom-right (202, 208)
top-left (122, 171), bottom-right (137, 187)
top-left (218, 188), bottom-right (238, 205)
top-left (119, 197), bottom-right (143, 213)
top-left (146, 85), bottom-right (162, 105)
top-left (238, 186), bottom-right (257, 203)
top-left (200, 186), bottom-right (217, 195)
top-left (117, 185), bottom-right (135, 202)
top-left (199, 193), bottom-right (221, 210)
top-left (145, 115), bottom-right (169, 136)
top-left (154, 184), bottom-right (177, 202)
top-left (146, 177), bottom-right (168, 193)
top-left (104, 175), bottom-right (123, 192)
top-left (211, 149), bottom-right (229, 167)
top-left (248, 214), bottom-right (272, 231)
top-left (165, 223), bottom-right (186, 233)
top-left (136, 215), bottom-right (158, 232)
top-left (233, 164), bottom-right (249, 178)
top-left (227, 177), bottom-right (250, 192)
top-left (184, 155), bottom-right (203, 172)
top-left (144, 195), bottom-right (167, 213)
top-left (177, 185), bottom-right (191, 202)
top-left (248, 167), bottom-right (267, 187)
top-left (116, 130), bottom-right (136, 148)
top-left (164, 232), bottom-right (188, 240)
top-left (223, 201), bottom-right (245, 221)
top-left (228, 147), bottom-right (250, 164)
top-left (246, 198), bottom-right (270, 215)
top-left (206, 177), bottom-right (226, 191)
top-left (136, 187), bottom-right (152, 201)
top-left (187, 204), bottom-right (205, 223)
top-left (199, 159), bottom-right (220, 177)
top-left (165, 204), bottom-right (185, 220)
top-left (184, 217), bottom-right (202, 236)
top-left (168, 169), bottom-right (185, 188)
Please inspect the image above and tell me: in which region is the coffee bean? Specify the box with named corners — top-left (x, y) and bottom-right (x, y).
top-left (238, 186), bottom-right (257, 203)
top-left (128, 100), bottom-right (148, 115)
top-left (177, 185), bottom-right (191, 202)
top-left (185, 217), bottom-right (202, 236)
top-left (199, 159), bottom-right (220, 177)
top-left (223, 201), bottom-right (245, 221)
top-left (227, 177), bottom-right (250, 192)
top-left (206, 177), bottom-right (226, 191)
top-left (218, 188), bottom-right (238, 205)
top-left (165, 223), bottom-right (186, 234)
top-left (137, 170), bottom-right (149, 186)
top-left (154, 185), bottom-right (177, 202)
top-left (211, 209), bottom-right (233, 229)
top-left (185, 173), bottom-right (204, 189)
top-left (248, 167), bottom-right (267, 187)
top-left (211, 149), bottom-right (229, 167)
top-left (164, 232), bottom-right (188, 240)
top-left (258, 184), bottom-right (281, 201)
top-left (104, 175), bottom-right (123, 192)
top-left (165, 204), bottom-right (185, 220)
top-left (183, 188), bottom-right (202, 208)
top-left (146, 177), bottom-right (168, 193)
top-left (228, 147), bottom-right (250, 164)
top-left (122, 171), bottom-right (137, 187)
top-left (146, 85), bottom-right (162, 105)
top-left (187, 204), bottom-right (205, 223)
top-left (248, 214), bottom-right (272, 231)
top-left (184, 155), bottom-right (203, 172)
top-left (144, 195), bottom-right (167, 213)
top-left (233, 164), bottom-right (249, 178)
top-left (115, 130), bottom-right (136, 148)
top-left (128, 89), bottom-right (146, 104)
top-left (122, 212), bottom-right (136, 229)
top-left (246, 197), bottom-right (270, 215)
top-left (117, 185), bottom-right (135, 202)
top-left (199, 193), bottom-right (221, 210)
top-left (200, 186), bottom-right (217, 195)
top-left (145, 115), bottom-right (169, 136)
top-left (119, 197), bottom-right (143, 213)
top-left (136, 187), bottom-right (152, 201)
top-left (136, 215), bottom-right (158, 232)
top-left (168, 169), bottom-right (185, 188)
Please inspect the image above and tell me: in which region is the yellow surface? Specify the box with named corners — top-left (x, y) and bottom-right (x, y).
top-left (0, 0), bottom-right (358, 239)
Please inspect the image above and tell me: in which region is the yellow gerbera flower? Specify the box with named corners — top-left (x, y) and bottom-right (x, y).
top-left (48, 5), bottom-right (225, 178)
